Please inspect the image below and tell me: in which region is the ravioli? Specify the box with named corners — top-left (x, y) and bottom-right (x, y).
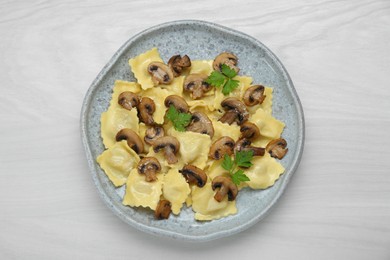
top-left (162, 168), bottom-right (191, 215)
top-left (250, 108), bottom-right (285, 147)
top-left (97, 140), bottom-right (140, 187)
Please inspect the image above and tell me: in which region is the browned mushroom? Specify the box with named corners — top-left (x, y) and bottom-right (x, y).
top-left (183, 73), bottom-right (212, 99)
top-left (266, 138), bottom-right (288, 159)
top-left (137, 157), bottom-right (161, 182)
top-left (243, 85), bottom-right (266, 106)
top-left (208, 136), bottom-right (235, 160)
top-left (240, 122), bottom-right (260, 140)
top-left (212, 176), bottom-right (238, 202)
top-left (115, 128), bottom-right (144, 154)
top-left (152, 136), bottom-right (180, 164)
top-left (234, 138), bottom-right (265, 157)
top-left (147, 62), bottom-right (174, 85)
top-left (164, 95), bottom-right (189, 113)
top-left (168, 55), bottom-right (191, 77)
top-left (144, 125), bottom-right (164, 145)
top-left (186, 112), bottom-right (214, 138)
top-left (155, 199), bottom-right (172, 220)
top-left (138, 97), bottom-right (155, 125)
top-left (118, 91), bottom-right (139, 110)
top-left (219, 97), bottom-right (249, 125)
top-left (213, 52), bottom-right (239, 74)
top-left (179, 165), bottom-right (207, 187)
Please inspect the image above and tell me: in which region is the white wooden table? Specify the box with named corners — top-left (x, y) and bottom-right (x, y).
top-left (1, 0), bottom-right (389, 259)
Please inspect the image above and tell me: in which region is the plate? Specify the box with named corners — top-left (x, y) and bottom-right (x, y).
top-left (80, 20), bottom-right (304, 242)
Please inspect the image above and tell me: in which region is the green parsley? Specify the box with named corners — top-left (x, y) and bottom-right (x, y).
top-left (206, 64), bottom-right (240, 95)
top-left (165, 105), bottom-right (192, 132)
top-left (221, 150), bottom-right (254, 185)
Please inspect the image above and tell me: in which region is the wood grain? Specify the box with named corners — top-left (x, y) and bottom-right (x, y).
top-left (0, 0), bottom-right (389, 259)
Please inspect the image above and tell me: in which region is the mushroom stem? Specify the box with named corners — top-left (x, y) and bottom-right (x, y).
top-left (214, 185), bottom-right (229, 202)
top-left (219, 110), bottom-right (237, 125)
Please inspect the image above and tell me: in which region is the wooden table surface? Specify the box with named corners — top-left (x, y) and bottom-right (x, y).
top-left (1, 0), bottom-right (389, 259)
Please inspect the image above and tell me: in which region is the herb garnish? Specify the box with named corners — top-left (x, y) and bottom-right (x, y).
top-left (206, 64), bottom-right (240, 95)
top-left (221, 150), bottom-right (253, 185)
top-left (165, 105), bottom-right (192, 132)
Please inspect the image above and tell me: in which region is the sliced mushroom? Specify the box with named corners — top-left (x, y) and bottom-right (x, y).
top-left (144, 125), bottom-right (164, 145)
top-left (155, 199), bottom-right (172, 220)
top-left (183, 73), bottom-right (212, 99)
top-left (164, 95), bottom-right (189, 113)
top-left (168, 55), bottom-right (191, 77)
top-left (240, 122), bottom-right (260, 140)
top-left (219, 97), bottom-right (249, 125)
top-left (186, 112), bottom-right (214, 138)
top-left (213, 52), bottom-right (239, 74)
top-left (118, 91), bottom-right (139, 110)
top-left (208, 136), bottom-right (235, 160)
top-left (234, 138), bottom-right (265, 157)
top-left (147, 62), bottom-right (174, 85)
top-left (212, 176), bottom-right (238, 202)
top-left (115, 128), bottom-right (144, 154)
top-left (266, 138), bottom-right (288, 159)
top-left (152, 136), bottom-right (180, 164)
top-left (138, 97), bottom-right (155, 125)
top-left (243, 85), bottom-right (266, 106)
top-left (179, 165), bottom-right (207, 187)
top-left (137, 157), bottom-right (161, 182)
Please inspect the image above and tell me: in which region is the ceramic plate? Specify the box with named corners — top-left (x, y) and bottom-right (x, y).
top-left (80, 20), bottom-right (304, 242)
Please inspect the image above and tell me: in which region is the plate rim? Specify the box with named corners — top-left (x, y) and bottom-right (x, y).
top-left (80, 19), bottom-right (305, 242)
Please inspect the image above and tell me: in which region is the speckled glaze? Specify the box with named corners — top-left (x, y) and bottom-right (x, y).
top-left (80, 20), bottom-right (304, 242)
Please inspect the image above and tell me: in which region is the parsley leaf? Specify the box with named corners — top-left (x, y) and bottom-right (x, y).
top-left (231, 169), bottom-right (250, 185)
top-left (166, 105), bottom-right (192, 132)
top-left (222, 154), bottom-right (234, 171)
top-left (206, 63), bottom-right (240, 95)
top-left (221, 151), bottom-right (253, 185)
top-left (235, 150), bottom-right (254, 168)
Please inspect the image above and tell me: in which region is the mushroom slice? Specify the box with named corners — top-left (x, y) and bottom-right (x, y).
top-left (234, 138), bottom-right (265, 157)
top-left (213, 52), bottom-right (239, 74)
top-left (164, 95), bottom-right (189, 113)
top-left (208, 136), bottom-right (235, 160)
top-left (152, 136), bottom-right (180, 164)
top-left (219, 97), bottom-right (249, 125)
top-left (138, 97), bottom-right (155, 125)
top-left (168, 55), bottom-right (191, 77)
top-left (240, 122), bottom-right (260, 140)
top-left (144, 125), bottom-right (164, 145)
top-left (243, 85), bottom-right (266, 106)
top-left (155, 199), bottom-right (172, 220)
top-left (183, 73), bottom-right (212, 99)
top-left (115, 128), bottom-right (144, 154)
top-left (186, 112), bottom-right (214, 138)
top-left (137, 157), bottom-right (161, 182)
top-left (266, 138), bottom-right (288, 159)
top-left (212, 176), bottom-right (238, 202)
top-left (179, 165), bottom-right (207, 187)
top-left (118, 91), bottom-right (139, 110)
top-left (147, 62), bottom-right (174, 85)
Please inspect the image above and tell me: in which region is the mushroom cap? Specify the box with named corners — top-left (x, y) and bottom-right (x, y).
top-left (147, 62), bottom-right (174, 85)
top-left (186, 112), bottom-right (214, 138)
top-left (208, 136), bottom-right (235, 160)
top-left (219, 97), bottom-right (249, 125)
top-left (240, 122), bottom-right (260, 140)
top-left (168, 55), bottom-right (191, 77)
top-left (212, 176), bottom-right (238, 202)
top-left (138, 97), bottom-right (155, 125)
top-left (234, 138), bottom-right (265, 157)
top-left (115, 128), bottom-right (144, 154)
top-left (183, 73), bottom-right (212, 99)
top-left (118, 91), bottom-right (139, 111)
top-left (179, 165), bottom-right (207, 187)
top-left (152, 136), bottom-right (180, 164)
top-left (243, 85), bottom-right (266, 106)
top-left (266, 138), bottom-right (288, 159)
top-left (144, 125), bottom-right (165, 145)
top-left (213, 52), bottom-right (239, 73)
top-left (137, 157), bottom-right (161, 182)
top-left (164, 95), bottom-right (189, 113)
top-left (155, 199), bottom-right (172, 220)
